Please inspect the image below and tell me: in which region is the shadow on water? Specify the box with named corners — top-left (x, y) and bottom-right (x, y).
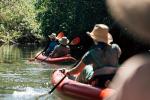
top-left (0, 44), bottom-right (72, 100)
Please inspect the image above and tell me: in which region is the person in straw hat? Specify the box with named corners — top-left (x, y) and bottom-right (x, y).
top-left (50, 36), bottom-right (70, 58)
top-left (61, 24), bottom-right (121, 88)
top-left (43, 33), bottom-right (58, 56)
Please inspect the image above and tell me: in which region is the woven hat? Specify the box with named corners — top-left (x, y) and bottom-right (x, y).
top-left (87, 24), bottom-right (113, 44)
top-left (59, 37), bottom-right (69, 45)
top-left (107, 0), bottom-right (150, 43)
top-left (49, 33), bottom-right (56, 39)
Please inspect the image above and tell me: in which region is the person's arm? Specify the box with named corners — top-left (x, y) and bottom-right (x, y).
top-left (67, 46), bottom-right (71, 54)
top-left (67, 50), bottom-right (93, 75)
top-left (50, 45), bottom-right (58, 57)
top-left (112, 44), bottom-right (122, 58)
top-left (67, 60), bottom-right (86, 75)
top-left (117, 46), bottom-right (122, 58)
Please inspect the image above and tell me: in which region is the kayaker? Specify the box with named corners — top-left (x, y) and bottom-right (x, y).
top-left (43, 33), bottom-right (58, 56)
top-left (50, 36), bottom-right (70, 58)
top-left (61, 24), bottom-right (121, 87)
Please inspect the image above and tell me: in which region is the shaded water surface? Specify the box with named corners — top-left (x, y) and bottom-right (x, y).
top-left (0, 44), bottom-right (69, 100)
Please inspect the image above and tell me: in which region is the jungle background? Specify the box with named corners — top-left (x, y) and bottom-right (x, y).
top-left (0, 0), bottom-right (149, 63)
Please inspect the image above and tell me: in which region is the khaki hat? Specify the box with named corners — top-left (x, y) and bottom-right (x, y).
top-left (87, 24), bottom-right (113, 44)
top-left (107, 0), bottom-right (150, 43)
top-left (49, 33), bottom-right (56, 39)
top-left (59, 37), bottom-right (69, 45)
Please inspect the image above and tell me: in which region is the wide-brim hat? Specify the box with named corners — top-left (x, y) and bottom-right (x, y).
top-left (107, 0), bottom-right (150, 43)
top-left (59, 37), bottom-right (69, 45)
top-left (49, 33), bottom-right (56, 39)
top-left (87, 24), bottom-right (113, 44)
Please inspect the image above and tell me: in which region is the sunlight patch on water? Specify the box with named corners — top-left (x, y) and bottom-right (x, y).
top-left (12, 87), bottom-right (48, 100)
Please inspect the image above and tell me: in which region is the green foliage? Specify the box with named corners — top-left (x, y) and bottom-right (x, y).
top-left (0, 0), bottom-right (115, 43)
top-left (0, 0), bottom-right (40, 43)
top-left (35, 0), bottom-right (113, 37)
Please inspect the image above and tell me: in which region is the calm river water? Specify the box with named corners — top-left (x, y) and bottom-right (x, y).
top-left (0, 44), bottom-right (71, 100)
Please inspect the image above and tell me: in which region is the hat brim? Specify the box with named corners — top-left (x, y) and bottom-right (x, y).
top-left (87, 31), bottom-right (113, 44)
top-left (49, 35), bottom-right (56, 38)
top-left (59, 39), bottom-right (70, 45)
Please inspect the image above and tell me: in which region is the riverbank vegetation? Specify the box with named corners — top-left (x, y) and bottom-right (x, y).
top-left (1, 0), bottom-right (113, 44)
top-left (0, 0), bottom-right (42, 44)
top-left (0, 0), bottom-right (149, 62)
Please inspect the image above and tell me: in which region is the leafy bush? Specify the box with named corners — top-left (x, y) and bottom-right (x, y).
top-left (0, 0), bottom-right (40, 43)
top-left (35, 0), bottom-right (113, 37)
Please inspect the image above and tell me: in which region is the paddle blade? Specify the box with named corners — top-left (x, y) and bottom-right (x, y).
top-left (70, 37), bottom-right (80, 45)
top-left (56, 32), bottom-right (64, 39)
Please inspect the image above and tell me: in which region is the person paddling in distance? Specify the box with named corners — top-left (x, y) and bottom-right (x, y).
top-left (49, 36), bottom-right (70, 58)
top-left (61, 24), bottom-right (121, 87)
top-left (43, 33), bottom-right (58, 56)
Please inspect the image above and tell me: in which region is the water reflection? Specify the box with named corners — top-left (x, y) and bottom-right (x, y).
top-left (12, 87), bottom-right (51, 100)
top-left (0, 44), bottom-right (59, 100)
top-left (0, 44), bottom-right (40, 63)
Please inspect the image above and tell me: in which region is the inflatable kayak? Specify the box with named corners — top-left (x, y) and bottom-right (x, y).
top-left (51, 70), bottom-right (114, 100)
top-left (35, 52), bottom-right (76, 64)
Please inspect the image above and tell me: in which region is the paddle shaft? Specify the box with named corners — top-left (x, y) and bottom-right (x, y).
top-left (40, 55), bottom-right (49, 62)
top-left (29, 50), bottom-right (44, 61)
top-left (38, 60), bottom-right (79, 97)
top-left (47, 61), bottom-right (79, 94)
top-left (49, 74), bottom-right (67, 94)
top-left (35, 51), bottom-right (44, 59)
top-left (37, 74), bottom-right (67, 97)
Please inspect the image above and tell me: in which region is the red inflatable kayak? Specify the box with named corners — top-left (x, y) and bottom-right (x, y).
top-left (51, 70), bottom-right (115, 100)
top-left (35, 52), bottom-right (76, 64)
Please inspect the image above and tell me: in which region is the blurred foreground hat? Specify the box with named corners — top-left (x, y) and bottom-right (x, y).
top-left (107, 0), bottom-right (150, 43)
top-left (87, 24), bottom-right (113, 44)
top-left (59, 37), bottom-right (69, 45)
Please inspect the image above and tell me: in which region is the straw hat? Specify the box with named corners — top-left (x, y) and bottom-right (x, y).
top-left (107, 0), bottom-right (150, 43)
top-left (59, 37), bottom-right (69, 45)
top-left (87, 24), bottom-right (113, 44)
top-left (49, 33), bottom-right (56, 39)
